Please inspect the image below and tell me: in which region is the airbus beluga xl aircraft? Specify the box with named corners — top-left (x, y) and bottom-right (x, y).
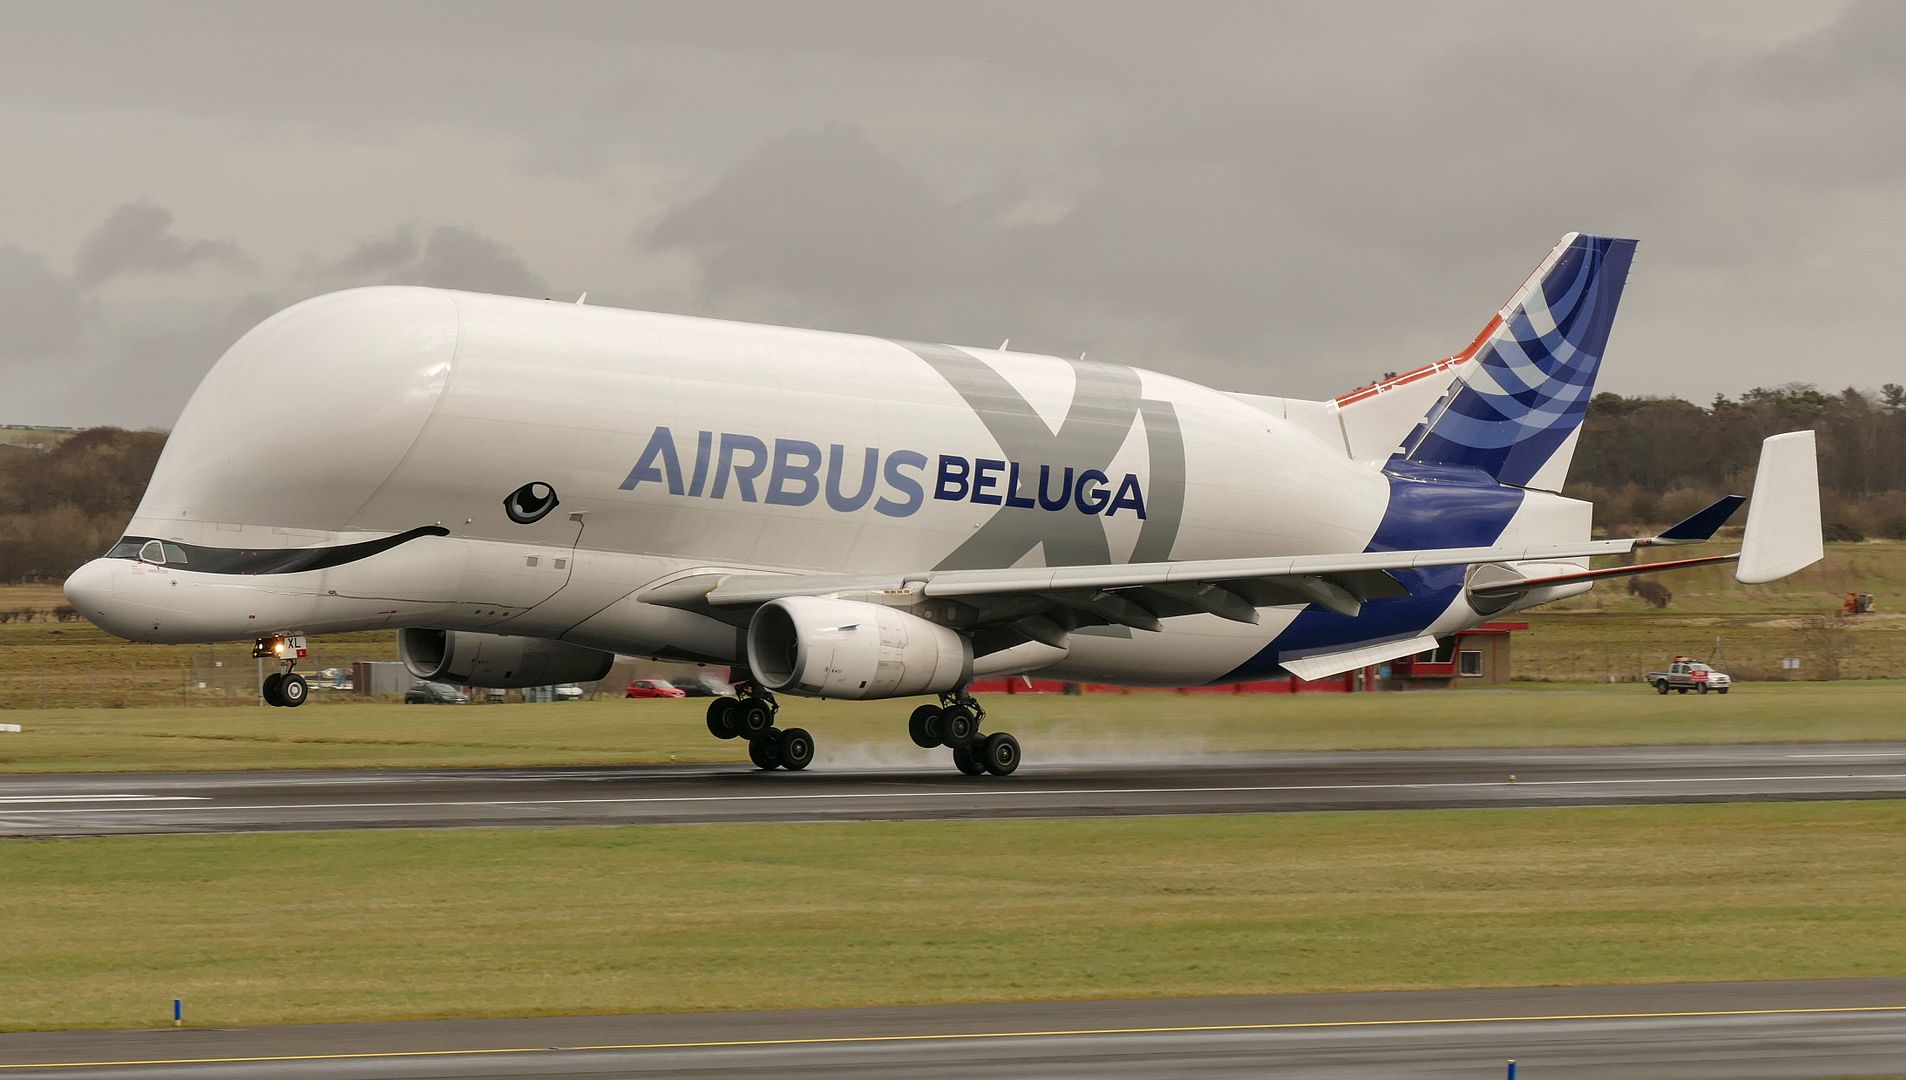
top-left (64, 233), bottom-right (1823, 775)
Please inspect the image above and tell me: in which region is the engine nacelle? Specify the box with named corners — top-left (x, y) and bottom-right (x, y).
top-left (398, 628), bottom-right (614, 688)
top-left (747, 596), bottom-right (970, 700)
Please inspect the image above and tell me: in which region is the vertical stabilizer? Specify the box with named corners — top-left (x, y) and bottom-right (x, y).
top-left (1391, 233), bottom-right (1637, 490)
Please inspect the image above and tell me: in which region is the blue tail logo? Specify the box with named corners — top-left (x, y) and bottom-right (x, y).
top-left (1392, 233), bottom-right (1637, 489)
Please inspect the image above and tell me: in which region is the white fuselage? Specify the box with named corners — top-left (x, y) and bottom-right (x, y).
top-left (65, 287), bottom-right (1586, 686)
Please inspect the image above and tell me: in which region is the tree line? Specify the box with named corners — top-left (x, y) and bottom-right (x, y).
top-left (1570, 383), bottom-right (1906, 540)
top-left (0, 427), bottom-right (166, 583)
top-left (1, 382), bottom-right (1901, 582)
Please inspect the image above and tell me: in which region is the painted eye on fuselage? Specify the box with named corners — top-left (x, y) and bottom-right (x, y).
top-left (504, 482), bottom-right (560, 524)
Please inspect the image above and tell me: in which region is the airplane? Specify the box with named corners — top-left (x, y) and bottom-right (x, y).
top-left (63, 232), bottom-right (1824, 776)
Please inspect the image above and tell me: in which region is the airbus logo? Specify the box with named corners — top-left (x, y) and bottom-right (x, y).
top-left (619, 426), bottom-right (1147, 520)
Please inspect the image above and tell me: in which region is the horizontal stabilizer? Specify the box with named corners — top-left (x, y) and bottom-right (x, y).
top-left (1280, 635), bottom-right (1437, 682)
top-left (1469, 553), bottom-right (1738, 598)
top-left (1655, 494), bottom-right (1746, 544)
top-left (1737, 431), bottom-right (1824, 584)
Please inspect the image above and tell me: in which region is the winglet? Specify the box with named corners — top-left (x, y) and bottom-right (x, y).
top-left (1653, 494), bottom-right (1746, 545)
top-left (1736, 431), bottom-right (1824, 584)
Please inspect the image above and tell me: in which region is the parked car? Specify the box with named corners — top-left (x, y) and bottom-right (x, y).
top-left (674, 672), bottom-right (733, 697)
top-left (553, 684), bottom-right (586, 701)
top-left (625, 678), bottom-right (687, 699)
top-left (405, 681), bottom-right (470, 704)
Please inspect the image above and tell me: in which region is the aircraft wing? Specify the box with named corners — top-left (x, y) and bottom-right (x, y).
top-left (650, 432), bottom-right (1820, 641)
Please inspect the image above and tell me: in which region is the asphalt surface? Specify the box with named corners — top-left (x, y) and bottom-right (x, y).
top-left (3, 742), bottom-right (1905, 836)
top-left (3, 979), bottom-right (1903, 1078)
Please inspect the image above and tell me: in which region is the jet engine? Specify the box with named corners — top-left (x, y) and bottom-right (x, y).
top-left (398, 628), bottom-right (614, 688)
top-left (746, 596), bottom-right (970, 699)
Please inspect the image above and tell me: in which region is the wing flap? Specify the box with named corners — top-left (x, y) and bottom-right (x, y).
top-left (1282, 635), bottom-right (1438, 681)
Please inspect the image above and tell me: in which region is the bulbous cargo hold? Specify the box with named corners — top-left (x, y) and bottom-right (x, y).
top-left (746, 596), bottom-right (971, 699)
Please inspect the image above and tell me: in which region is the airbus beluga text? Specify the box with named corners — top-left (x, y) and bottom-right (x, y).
top-left (65, 234), bottom-right (1824, 775)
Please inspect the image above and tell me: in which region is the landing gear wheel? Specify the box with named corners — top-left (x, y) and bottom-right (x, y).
top-left (952, 744), bottom-right (986, 776)
top-left (777, 727), bottom-right (815, 771)
top-left (706, 698), bottom-right (740, 740)
top-left (262, 672), bottom-right (285, 707)
top-left (908, 705), bottom-right (944, 749)
top-left (940, 704), bottom-right (978, 747)
top-left (749, 729), bottom-right (783, 771)
top-left (735, 699), bottom-right (775, 740)
top-left (279, 673), bottom-right (308, 708)
top-left (979, 732), bottom-right (1020, 776)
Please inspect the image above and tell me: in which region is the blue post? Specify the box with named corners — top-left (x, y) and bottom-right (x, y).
top-left (1506, 1059), bottom-right (1516, 1079)
top-left (173, 999), bottom-right (182, 1027)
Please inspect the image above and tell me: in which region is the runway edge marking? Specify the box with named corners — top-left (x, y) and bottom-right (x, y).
top-left (6, 1005), bottom-right (1906, 1070)
top-left (11, 773), bottom-right (1906, 816)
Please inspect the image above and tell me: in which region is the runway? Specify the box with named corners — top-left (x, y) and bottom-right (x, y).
top-left (3, 742), bottom-right (1905, 836)
top-left (2, 979), bottom-right (1902, 1078)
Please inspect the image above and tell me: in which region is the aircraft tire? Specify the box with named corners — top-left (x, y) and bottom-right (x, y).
top-left (952, 744), bottom-right (986, 776)
top-left (908, 705), bottom-right (943, 748)
top-left (706, 698), bottom-right (740, 740)
top-left (940, 704), bottom-right (978, 747)
top-left (777, 727), bottom-right (814, 771)
top-left (262, 673), bottom-right (285, 707)
top-left (735, 699), bottom-right (774, 739)
top-left (749, 730), bottom-right (782, 770)
top-left (280, 673), bottom-right (308, 708)
top-left (980, 732), bottom-right (1020, 776)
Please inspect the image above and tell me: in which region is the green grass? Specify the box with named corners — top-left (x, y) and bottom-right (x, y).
top-left (2, 682), bottom-right (1904, 773)
top-left (2, 801), bottom-right (1902, 1031)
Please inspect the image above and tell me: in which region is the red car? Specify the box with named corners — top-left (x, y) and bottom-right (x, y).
top-left (625, 678), bottom-right (687, 699)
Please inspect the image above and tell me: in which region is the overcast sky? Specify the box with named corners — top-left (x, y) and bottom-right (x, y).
top-left (3, 1), bottom-right (1901, 428)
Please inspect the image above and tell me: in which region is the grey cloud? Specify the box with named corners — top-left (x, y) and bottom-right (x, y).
top-left (72, 204), bottom-right (253, 285)
top-left (0, 246), bottom-right (87, 359)
top-left (300, 226), bottom-right (548, 298)
top-left (5, 1), bottom-right (1903, 424)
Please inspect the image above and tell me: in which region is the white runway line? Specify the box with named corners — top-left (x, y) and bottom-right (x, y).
top-left (4, 775), bottom-right (1905, 815)
top-left (1783, 751), bottom-right (1906, 759)
top-left (0, 794), bottom-right (208, 803)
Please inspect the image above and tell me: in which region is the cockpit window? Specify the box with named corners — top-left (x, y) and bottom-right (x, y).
top-left (106, 540), bottom-right (143, 560)
top-left (138, 540), bottom-right (167, 564)
top-left (161, 543), bottom-right (188, 565)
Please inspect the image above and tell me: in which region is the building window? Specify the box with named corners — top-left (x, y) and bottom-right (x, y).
top-left (1459, 649), bottom-right (1483, 677)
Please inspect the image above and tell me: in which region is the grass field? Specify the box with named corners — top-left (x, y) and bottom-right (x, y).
top-left (2, 682), bottom-right (1902, 773)
top-left (2, 801), bottom-right (1901, 1031)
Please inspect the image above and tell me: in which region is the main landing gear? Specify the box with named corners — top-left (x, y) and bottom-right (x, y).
top-left (909, 691), bottom-right (1019, 776)
top-left (705, 683), bottom-right (814, 772)
top-left (254, 633), bottom-right (309, 709)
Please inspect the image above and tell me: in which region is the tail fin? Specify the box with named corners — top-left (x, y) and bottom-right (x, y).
top-left (1390, 233), bottom-right (1637, 491)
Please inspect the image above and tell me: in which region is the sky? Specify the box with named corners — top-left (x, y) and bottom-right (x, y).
top-left (3, 1), bottom-right (1902, 428)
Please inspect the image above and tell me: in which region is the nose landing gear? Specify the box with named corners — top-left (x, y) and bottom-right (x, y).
top-left (254, 633), bottom-right (309, 709)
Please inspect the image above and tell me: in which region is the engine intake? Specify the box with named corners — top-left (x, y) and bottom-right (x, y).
top-left (747, 596), bottom-right (970, 700)
top-left (398, 629), bottom-right (614, 688)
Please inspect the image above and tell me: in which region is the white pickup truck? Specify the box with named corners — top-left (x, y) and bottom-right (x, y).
top-left (1648, 657), bottom-right (1732, 695)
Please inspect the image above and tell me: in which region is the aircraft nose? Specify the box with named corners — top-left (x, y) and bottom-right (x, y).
top-left (63, 558), bottom-right (117, 622)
